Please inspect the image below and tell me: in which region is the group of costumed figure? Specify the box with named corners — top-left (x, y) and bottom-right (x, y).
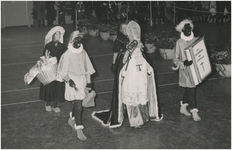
top-left (36, 26), bottom-right (94, 140)
top-left (27, 18), bottom-right (203, 141)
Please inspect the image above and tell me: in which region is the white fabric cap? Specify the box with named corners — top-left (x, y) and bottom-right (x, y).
top-left (68, 30), bottom-right (81, 44)
top-left (175, 19), bottom-right (194, 33)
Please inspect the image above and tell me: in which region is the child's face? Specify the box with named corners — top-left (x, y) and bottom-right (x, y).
top-left (53, 31), bottom-right (61, 42)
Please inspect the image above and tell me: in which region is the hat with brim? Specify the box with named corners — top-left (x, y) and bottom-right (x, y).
top-left (44, 26), bottom-right (65, 46)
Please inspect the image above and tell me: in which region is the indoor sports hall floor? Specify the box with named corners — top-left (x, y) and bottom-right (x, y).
top-left (1, 22), bottom-right (231, 149)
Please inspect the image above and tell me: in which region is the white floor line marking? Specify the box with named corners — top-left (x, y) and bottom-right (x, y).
top-left (1, 77), bottom-right (226, 107)
top-left (2, 87), bottom-right (40, 93)
top-left (2, 39), bottom-right (68, 45)
top-left (155, 72), bottom-right (177, 75)
top-left (94, 79), bottom-right (114, 82)
top-left (1, 54), bottom-right (113, 66)
top-left (1, 45), bottom-right (43, 49)
top-left (1, 38), bottom-right (217, 46)
top-left (90, 54), bottom-right (113, 58)
top-left (1, 40), bottom-right (44, 45)
top-left (2, 75), bottom-right (224, 93)
top-left (1, 42), bottom-right (217, 49)
top-left (1, 72), bottom-right (178, 93)
top-left (1, 100), bottom-right (42, 106)
top-left (1, 61), bottom-right (37, 66)
top-left (1, 43), bottom-right (217, 50)
top-left (93, 72), bottom-right (175, 83)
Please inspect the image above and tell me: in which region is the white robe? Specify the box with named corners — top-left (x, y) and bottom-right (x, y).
top-left (118, 48), bottom-right (161, 124)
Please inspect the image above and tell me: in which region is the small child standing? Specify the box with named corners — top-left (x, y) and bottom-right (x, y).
top-left (57, 31), bottom-right (95, 140)
top-left (40, 26), bottom-right (66, 112)
top-left (173, 19), bottom-right (201, 122)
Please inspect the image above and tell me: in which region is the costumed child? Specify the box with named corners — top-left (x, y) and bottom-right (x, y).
top-left (91, 22), bottom-right (130, 128)
top-left (172, 19), bottom-right (201, 122)
top-left (57, 31), bottom-right (95, 140)
top-left (40, 26), bottom-right (66, 112)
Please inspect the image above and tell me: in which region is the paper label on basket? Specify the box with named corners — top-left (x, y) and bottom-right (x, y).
top-left (24, 64), bottom-right (40, 85)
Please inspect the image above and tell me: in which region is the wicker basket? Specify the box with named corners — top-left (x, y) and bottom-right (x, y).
top-left (36, 64), bottom-right (58, 85)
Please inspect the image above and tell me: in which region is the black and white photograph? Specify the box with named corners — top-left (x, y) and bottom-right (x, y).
top-left (1, 0), bottom-right (231, 149)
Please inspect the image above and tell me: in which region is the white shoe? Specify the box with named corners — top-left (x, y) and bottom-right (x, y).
top-left (180, 101), bottom-right (191, 116)
top-left (45, 104), bottom-right (52, 112)
top-left (52, 107), bottom-right (60, 113)
top-left (190, 108), bottom-right (201, 122)
top-left (75, 125), bottom-right (87, 141)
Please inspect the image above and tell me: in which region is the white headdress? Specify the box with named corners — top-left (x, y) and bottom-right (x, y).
top-left (44, 26), bottom-right (65, 46)
top-left (126, 20), bottom-right (141, 42)
top-left (67, 30), bottom-right (84, 54)
top-left (68, 30), bottom-right (81, 44)
top-left (175, 19), bottom-right (194, 33)
top-left (126, 20), bottom-right (144, 48)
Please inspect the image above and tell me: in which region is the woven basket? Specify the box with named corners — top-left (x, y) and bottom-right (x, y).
top-left (37, 64), bottom-right (58, 85)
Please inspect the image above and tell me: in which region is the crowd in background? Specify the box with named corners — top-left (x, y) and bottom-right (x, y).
top-left (33, 1), bottom-right (231, 27)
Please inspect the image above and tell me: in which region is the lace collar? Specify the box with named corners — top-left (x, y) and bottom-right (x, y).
top-left (68, 43), bottom-right (83, 54)
top-left (181, 31), bottom-right (194, 41)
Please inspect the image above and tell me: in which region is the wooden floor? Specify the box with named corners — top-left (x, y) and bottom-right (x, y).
top-left (1, 22), bottom-right (231, 149)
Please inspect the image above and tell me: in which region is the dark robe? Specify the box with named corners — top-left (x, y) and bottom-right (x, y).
top-left (92, 32), bottom-right (130, 128)
top-left (39, 42), bottom-right (67, 102)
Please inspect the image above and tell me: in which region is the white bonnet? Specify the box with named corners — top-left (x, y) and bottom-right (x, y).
top-left (44, 26), bottom-right (65, 46)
